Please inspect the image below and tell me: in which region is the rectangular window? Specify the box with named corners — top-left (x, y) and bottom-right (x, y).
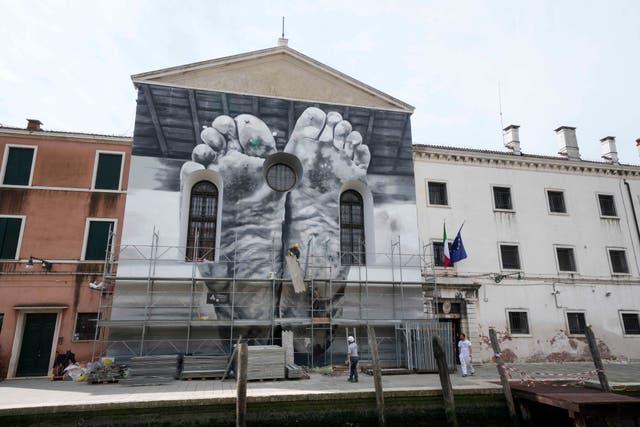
top-left (547, 190), bottom-right (567, 213)
top-left (493, 186), bottom-right (513, 210)
top-left (428, 182), bottom-right (448, 206)
top-left (621, 313), bottom-right (640, 335)
top-left (0, 313), bottom-right (4, 336)
top-left (73, 312), bottom-right (98, 341)
top-left (2, 146), bottom-right (35, 186)
top-left (508, 311), bottom-right (530, 335)
top-left (609, 249), bottom-right (629, 274)
top-left (500, 244), bottom-right (521, 270)
top-left (0, 217), bottom-right (23, 260)
top-left (93, 152), bottom-right (124, 190)
top-left (567, 312), bottom-right (586, 335)
top-left (432, 241), bottom-right (452, 267)
top-left (556, 247), bottom-right (577, 272)
top-left (84, 220), bottom-right (114, 260)
top-left (598, 194), bottom-right (617, 217)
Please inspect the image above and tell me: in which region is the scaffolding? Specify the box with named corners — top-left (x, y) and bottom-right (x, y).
top-left (91, 230), bottom-right (454, 370)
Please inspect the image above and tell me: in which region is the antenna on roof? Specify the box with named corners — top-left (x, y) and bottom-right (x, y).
top-left (278, 16), bottom-right (289, 47)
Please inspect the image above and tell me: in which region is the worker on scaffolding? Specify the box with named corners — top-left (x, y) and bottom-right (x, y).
top-left (288, 242), bottom-right (301, 259)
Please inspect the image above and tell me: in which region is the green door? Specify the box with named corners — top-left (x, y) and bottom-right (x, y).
top-left (16, 313), bottom-right (57, 377)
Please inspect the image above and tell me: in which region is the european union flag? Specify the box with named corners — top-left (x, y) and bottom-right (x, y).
top-left (450, 230), bottom-right (468, 265)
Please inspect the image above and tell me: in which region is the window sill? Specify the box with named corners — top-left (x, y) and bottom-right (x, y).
top-left (508, 333), bottom-right (531, 338)
top-left (427, 203), bottom-right (451, 209)
top-left (557, 270), bottom-right (578, 275)
top-left (600, 215), bottom-right (620, 220)
top-left (622, 334), bottom-right (640, 338)
top-left (548, 211), bottom-right (569, 216)
top-left (494, 209), bottom-right (515, 213)
top-left (0, 183), bottom-right (31, 188)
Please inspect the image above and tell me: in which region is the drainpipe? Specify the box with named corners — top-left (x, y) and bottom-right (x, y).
top-left (623, 179), bottom-right (640, 251)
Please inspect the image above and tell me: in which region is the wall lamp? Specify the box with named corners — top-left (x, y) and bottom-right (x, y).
top-left (493, 272), bottom-right (521, 283)
top-left (26, 256), bottom-right (52, 271)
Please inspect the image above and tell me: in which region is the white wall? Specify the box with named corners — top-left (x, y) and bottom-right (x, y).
top-left (414, 150), bottom-right (640, 362)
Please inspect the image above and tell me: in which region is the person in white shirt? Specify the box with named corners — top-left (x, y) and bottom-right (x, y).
top-left (346, 336), bottom-right (359, 382)
top-left (458, 333), bottom-right (475, 377)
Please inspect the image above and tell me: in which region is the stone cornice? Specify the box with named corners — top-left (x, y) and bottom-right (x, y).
top-left (413, 145), bottom-right (640, 178)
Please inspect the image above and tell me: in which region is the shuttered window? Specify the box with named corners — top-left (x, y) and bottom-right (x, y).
top-left (186, 181), bottom-right (218, 261)
top-left (0, 217), bottom-right (22, 259)
top-left (84, 221), bottom-right (114, 260)
top-left (2, 146), bottom-right (35, 186)
top-left (94, 153), bottom-right (123, 190)
top-left (340, 190), bottom-right (366, 266)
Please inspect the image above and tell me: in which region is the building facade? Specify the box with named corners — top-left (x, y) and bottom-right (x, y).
top-left (0, 121), bottom-right (131, 378)
top-left (414, 126), bottom-right (640, 363)
top-left (102, 41), bottom-right (442, 368)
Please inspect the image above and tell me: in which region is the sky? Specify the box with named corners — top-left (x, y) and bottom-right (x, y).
top-left (1, 0), bottom-right (639, 163)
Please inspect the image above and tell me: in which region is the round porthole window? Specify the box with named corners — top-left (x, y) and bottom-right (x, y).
top-left (266, 163), bottom-right (296, 192)
top-left (263, 152), bottom-right (303, 192)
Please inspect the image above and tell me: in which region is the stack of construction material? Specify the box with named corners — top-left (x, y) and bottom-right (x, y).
top-left (285, 363), bottom-right (305, 379)
top-left (120, 355), bottom-right (181, 385)
top-left (181, 355), bottom-right (228, 379)
top-left (246, 345), bottom-right (285, 380)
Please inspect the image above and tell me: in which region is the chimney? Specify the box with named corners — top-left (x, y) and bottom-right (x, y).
top-left (555, 126), bottom-right (580, 160)
top-left (636, 138), bottom-right (640, 160)
top-left (277, 37), bottom-right (288, 47)
top-left (26, 118), bottom-right (43, 131)
top-left (600, 136), bottom-right (619, 164)
top-left (503, 124), bottom-right (521, 155)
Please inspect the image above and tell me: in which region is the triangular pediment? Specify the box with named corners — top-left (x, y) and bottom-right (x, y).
top-left (132, 45), bottom-right (413, 112)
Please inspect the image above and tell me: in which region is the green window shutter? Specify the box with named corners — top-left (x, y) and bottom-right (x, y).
top-left (3, 147), bottom-right (34, 185)
top-left (85, 221), bottom-right (113, 260)
top-left (94, 153), bottom-right (122, 190)
top-left (0, 217), bottom-right (22, 259)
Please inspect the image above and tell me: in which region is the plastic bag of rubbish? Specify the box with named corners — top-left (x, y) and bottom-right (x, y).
top-left (64, 363), bottom-right (83, 381)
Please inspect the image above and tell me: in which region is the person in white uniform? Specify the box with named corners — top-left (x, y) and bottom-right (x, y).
top-left (458, 333), bottom-right (475, 377)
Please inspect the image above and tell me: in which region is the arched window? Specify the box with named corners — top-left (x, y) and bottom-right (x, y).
top-left (340, 190), bottom-right (366, 265)
top-left (186, 181), bottom-right (218, 261)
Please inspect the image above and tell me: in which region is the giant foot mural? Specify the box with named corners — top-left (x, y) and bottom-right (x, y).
top-left (180, 107), bottom-right (370, 336)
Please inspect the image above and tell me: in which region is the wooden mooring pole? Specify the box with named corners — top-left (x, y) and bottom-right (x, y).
top-left (367, 326), bottom-right (386, 427)
top-left (584, 325), bottom-right (611, 392)
top-left (236, 341), bottom-right (248, 427)
top-left (432, 335), bottom-right (458, 427)
top-left (489, 328), bottom-right (520, 427)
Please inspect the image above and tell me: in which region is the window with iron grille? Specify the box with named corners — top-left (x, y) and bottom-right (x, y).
top-left (500, 244), bottom-right (521, 270)
top-left (567, 312), bottom-right (586, 335)
top-left (2, 146), bottom-right (35, 186)
top-left (186, 181), bottom-right (218, 261)
top-left (609, 249), bottom-right (629, 274)
top-left (493, 186), bottom-right (513, 210)
top-left (340, 190), bottom-right (366, 266)
top-left (547, 191), bottom-right (567, 213)
top-left (73, 313), bottom-right (98, 341)
top-left (428, 182), bottom-right (448, 206)
top-left (94, 152), bottom-right (124, 190)
top-left (598, 194), bottom-right (617, 217)
top-left (0, 217), bottom-right (22, 260)
top-left (556, 247), bottom-right (577, 272)
top-left (433, 241), bottom-right (452, 267)
top-left (621, 313), bottom-right (640, 335)
top-left (508, 311), bottom-right (530, 334)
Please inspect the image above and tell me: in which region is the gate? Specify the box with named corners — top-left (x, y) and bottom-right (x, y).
top-left (401, 320), bottom-right (455, 372)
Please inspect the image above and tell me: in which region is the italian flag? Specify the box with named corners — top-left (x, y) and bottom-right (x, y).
top-left (443, 223), bottom-right (451, 267)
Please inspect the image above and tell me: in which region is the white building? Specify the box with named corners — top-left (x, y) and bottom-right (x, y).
top-left (413, 126), bottom-right (640, 363)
